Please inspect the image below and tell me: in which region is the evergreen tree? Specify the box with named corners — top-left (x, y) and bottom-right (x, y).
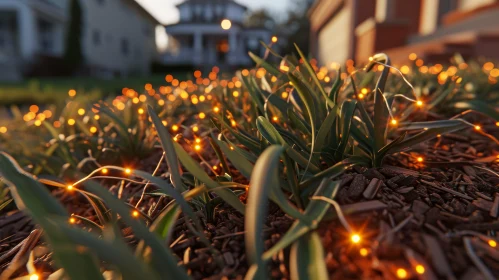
top-left (64, 0), bottom-right (83, 73)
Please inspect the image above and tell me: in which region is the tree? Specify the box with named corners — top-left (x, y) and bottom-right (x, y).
top-left (245, 9), bottom-right (276, 30)
top-left (64, 0), bottom-right (83, 73)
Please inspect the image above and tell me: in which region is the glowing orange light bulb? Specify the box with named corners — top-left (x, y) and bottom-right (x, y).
top-left (488, 239), bottom-right (497, 247)
top-left (194, 144), bottom-right (201, 151)
top-left (351, 234), bottom-right (361, 244)
top-left (417, 157), bottom-right (423, 162)
top-left (415, 265), bottom-right (425, 274)
top-left (391, 119), bottom-right (398, 126)
top-left (125, 168), bottom-right (132, 174)
top-left (474, 125), bottom-right (481, 131)
top-left (67, 184), bottom-right (74, 191)
top-left (138, 108), bottom-right (144, 114)
top-left (102, 168), bottom-right (108, 174)
top-left (213, 106), bottom-right (220, 113)
top-left (358, 93), bottom-right (364, 99)
top-left (172, 125), bottom-right (179, 131)
top-left (359, 248), bottom-right (368, 257)
top-left (416, 100), bottom-right (423, 107)
top-left (69, 217), bottom-right (76, 224)
top-left (396, 268), bottom-right (407, 279)
top-left (132, 210), bottom-right (139, 218)
top-left (29, 273), bottom-right (39, 280)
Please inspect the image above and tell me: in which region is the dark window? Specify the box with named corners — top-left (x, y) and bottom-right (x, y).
top-left (121, 38), bottom-right (129, 56)
top-left (92, 30), bottom-right (101, 45)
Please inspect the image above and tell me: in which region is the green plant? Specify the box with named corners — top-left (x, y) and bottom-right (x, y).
top-left (1, 45), bottom-right (498, 279)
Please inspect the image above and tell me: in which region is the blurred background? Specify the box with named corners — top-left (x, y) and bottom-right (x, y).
top-left (2, 0), bottom-right (499, 103)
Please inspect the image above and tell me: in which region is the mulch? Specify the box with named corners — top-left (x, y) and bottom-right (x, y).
top-left (1, 127), bottom-right (499, 279)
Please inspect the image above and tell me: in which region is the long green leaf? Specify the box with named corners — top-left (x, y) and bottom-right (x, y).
top-left (290, 232), bottom-right (329, 280)
top-left (262, 179), bottom-right (339, 260)
top-left (148, 106), bottom-right (186, 192)
top-left (0, 152), bottom-right (104, 280)
top-left (245, 145), bottom-right (284, 279)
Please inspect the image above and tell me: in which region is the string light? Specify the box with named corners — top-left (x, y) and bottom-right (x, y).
top-left (193, 126), bottom-right (199, 132)
top-left (194, 144), bottom-right (201, 151)
top-left (496, 121), bottom-right (499, 127)
top-left (125, 168), bottom-right (132, 174)
top-left (351, 234), bottom-right (361, 244)
top-left (90, 126), bottom-right (97, 133)
top-left (474, 125), bottom-right (481, 131)
top-left (396, 268), bottom-right (407, 279)
top-left (391, 119), bottom-right (398, 126)
top-left (416, 100), bottom-right (423, 107)
top-left (488, 239), bottom-right (497, 247)
top-left (138, 108), bottom-right (144, 114)
top-left (359, 248), bottom-right (368, 257)
top-left (67, 184), bottom-right (74, 191)
top-left (213, 106), bottom-right (220, 113)
top-left (172, 125), bottom-right (179, 131)
top-left (102, 168), bottom-right (108, 174)
top-left (231, 120), bottom-right (237, 127)
top-left (132, 210), bottom-right (139, 218)
top-left (213, 166), bottom-right (218, 170)
top-left (272, 116), bottom-right (278, 122)
top-left (68, 119), bottom-right (76, 126)
top-left (271, 36), bottom-right (278, 43)
top-left (358, 93), bottom-right (364, 99)
top-left (29, 273), bottom-right (39, 280)
top-left (417, 157), bottom-right (423, 162)
top-left (68, 89), bottom-right (76, 97)
top-left (78, 108), bottom-right (85, 115)
top-left (69, 217), bottom-right (76, 224)
top-left (195, 138), bottom-right (201, 143)
top-left (415, 265), bottom-right (425, 274)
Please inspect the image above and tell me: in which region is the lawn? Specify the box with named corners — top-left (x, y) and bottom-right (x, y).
top-left (0, 49), bottom-right (498, 280)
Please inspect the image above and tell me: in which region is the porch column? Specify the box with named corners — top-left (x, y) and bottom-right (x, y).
top-left (18, 7), bottom-right (37, 59)
top-left (193, 31), bottom-right (203, 65)
top-left (228, 32), bottom-right (237, 65)
top-left (375, 0), bottom-right (396, 22)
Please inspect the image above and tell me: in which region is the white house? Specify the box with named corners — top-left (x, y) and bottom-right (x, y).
top-left (0, 0), bottom-right (159, 81)
top-left (163, 0), bottom-right (272, 69)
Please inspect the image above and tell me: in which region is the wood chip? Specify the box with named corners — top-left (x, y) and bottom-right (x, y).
top-left (423, 234), bottom-right (455, 279)
top-left (490, 193), bottom-right (499, 218)
top-left (341, 200), bottom-right (387, 215)
top-left (363, 178), bottom-right (381, 200)
top-left (421, 180), bottom-right (473, 200)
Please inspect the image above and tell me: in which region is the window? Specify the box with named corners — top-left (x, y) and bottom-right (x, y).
top-left (92, 30), bottom-right (101, 45)
top-left (121, 38), bottom-right (129, 56)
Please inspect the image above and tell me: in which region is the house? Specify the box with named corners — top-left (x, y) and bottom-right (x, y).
top-left (0, 0), bottom-right (159, 81)
top-left (309, 0), bottom-right (499, 66)
top-left (162, 0), bottom-right (272, 69)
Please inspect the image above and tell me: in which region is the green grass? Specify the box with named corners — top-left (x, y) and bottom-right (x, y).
top-left (0, 47), bottom-right (498, 279)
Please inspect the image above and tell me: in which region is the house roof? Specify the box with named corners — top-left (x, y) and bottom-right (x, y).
top-left (122, 0), bottom-right (161, 24)
top-left (176, 0), bottom-right (248, 11)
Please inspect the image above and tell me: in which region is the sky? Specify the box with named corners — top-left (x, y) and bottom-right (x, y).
top-left (136, 0), bottom-right (292, 25)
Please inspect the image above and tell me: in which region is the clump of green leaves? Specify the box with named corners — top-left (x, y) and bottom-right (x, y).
top-left (0, 45), bottom-right (498, 279)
